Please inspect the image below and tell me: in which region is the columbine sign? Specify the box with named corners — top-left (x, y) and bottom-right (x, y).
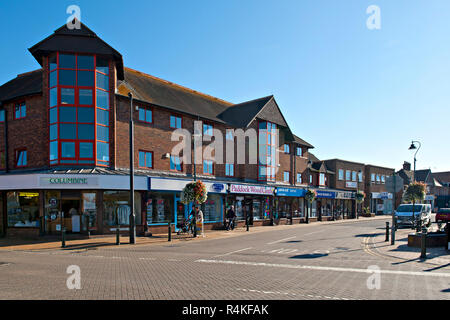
top-left (40, 177), bottom-right (98, 187)
top-left (229, 184), bottom-right (274, 195)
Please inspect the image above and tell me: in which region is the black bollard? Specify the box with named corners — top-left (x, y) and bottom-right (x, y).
top-left (420, 227), bottom-right (427, 259)
top-left (116, 225), bottom-right (120, 245)
top-left (168, 222), bottom-right (172, 242)
top-left (61, 227), bottom-right (66, 248)
top-left (385, 222), bottom-right (389, 242)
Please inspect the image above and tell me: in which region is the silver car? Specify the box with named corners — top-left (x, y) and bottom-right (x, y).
top-left (394, 204), bottom-right (432, 229)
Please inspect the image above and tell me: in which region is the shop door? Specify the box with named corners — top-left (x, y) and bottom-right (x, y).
top-left (61, 199), bottom-right (81, 233)
top-left (317, 201), bottom-right (322, 221)
top-left (174, 197), bottom-right (187, 231)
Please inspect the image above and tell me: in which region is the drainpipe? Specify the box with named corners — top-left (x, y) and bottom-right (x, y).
top-left (3, 107), bottom-right (8, 173)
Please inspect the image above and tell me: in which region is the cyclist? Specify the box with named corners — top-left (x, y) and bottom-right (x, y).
top-left (226, 205), bottom-right (236, 231)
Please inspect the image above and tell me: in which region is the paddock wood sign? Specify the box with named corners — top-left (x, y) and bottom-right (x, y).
top-left (229, 184), bottom-right (275, 195)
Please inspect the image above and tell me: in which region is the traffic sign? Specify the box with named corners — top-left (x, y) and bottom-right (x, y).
top-left (385, 175), bottom-right (404, 193)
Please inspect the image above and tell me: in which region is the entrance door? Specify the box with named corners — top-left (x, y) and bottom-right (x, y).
top-left (175, 197), bottom-right (187, 231)
top-left (61, 199), bottom-right (81, 233)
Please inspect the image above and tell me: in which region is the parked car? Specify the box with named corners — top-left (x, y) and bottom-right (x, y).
top-left (394, 204), bottom-right (432, 229)
top-left (436, 208), bottom-right (450, 231)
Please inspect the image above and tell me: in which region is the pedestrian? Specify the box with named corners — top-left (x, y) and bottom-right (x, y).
top-left (226, 205), bottom-right (236, 230)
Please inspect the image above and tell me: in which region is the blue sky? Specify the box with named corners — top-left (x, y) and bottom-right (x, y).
top-left (1, 0), bottom-right (449, 171)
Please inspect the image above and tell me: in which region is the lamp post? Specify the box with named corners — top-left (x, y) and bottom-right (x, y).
top-left (356, 169), bottom-right (362, 219)
top-left (128, 92), bottom-right (136, 244)
top-left (408, 140), bottom-right (421, 231)
top-left (306, 160), bottom-right (312, 224)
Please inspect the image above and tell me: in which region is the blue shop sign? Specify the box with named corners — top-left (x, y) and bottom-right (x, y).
top-left (276, 187), bottom-right (306, 197)
top-left (211, 183), bottom-right (225, 193)
top-left (316, 190), bottom-right (336, 199)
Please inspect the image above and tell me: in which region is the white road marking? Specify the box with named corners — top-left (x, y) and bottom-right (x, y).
top-left (196, 259), bottom-right (450, 278)
top-left (236, 288), bottom-right (359, 300)
top-left (213, 247), bottom-right (253, 257)
top-left (267, 248), bottom-right (299, 254)
top-left (266, 237), bottom-right (296, 245)
top-left (304, 230), bottom-right (323, 236)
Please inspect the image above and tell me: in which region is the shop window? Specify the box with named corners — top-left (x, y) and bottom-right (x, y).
top-left (14, 102), bottom-right (26, 119)
top-left (15, 149), bottom-right (27, 167)
top-left (138, 107), bottom-right (152, 123)
top-left (0, 109), bottom-right (5, 122)
top-left (139, 151), bottom-right (153, 169)
top-left (252, 199), bottom-right (263, 220)
top-left (103, 191), bottom-right (141, 227)
top-left (7, 192), bottom-right (40, 227)
top-left (203, 160), bottom-right (213, 175)
top-left (225, 163), bottom-right (234, 177)
top-left (170, 115), bottom-right (182, 129)
top-left (296, 147), bottom-right (302, 157)
top-left (170, 155), bottom-right (182, 171)
top-left (284, 171), bottom-right (290, 182)
top-left (145, 193), bottom-right (174, 225)
top-left (201, 194), bottom-right (222, 222)
top-left (339, 169), bottom-right (344, 181)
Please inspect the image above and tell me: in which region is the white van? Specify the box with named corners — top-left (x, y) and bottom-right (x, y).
top-left (394, 204), bottom-right (432, 228)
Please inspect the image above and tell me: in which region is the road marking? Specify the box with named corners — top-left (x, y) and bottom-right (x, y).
top-left (267, 248), bottom-right (298, 254)
top-left (304, 230), bottom-right (323, 236)
top-left (266, 237), bottom-right (296, 245)
top-left (196, 259), bottom-right (450, 278)
top-left (236, 288), bottom-right (360, 300)
top-left (213, 247), bottom-right (253, 257)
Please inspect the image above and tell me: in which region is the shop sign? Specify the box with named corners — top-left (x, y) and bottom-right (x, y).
top-left (19, 192), bottom-right (39, 197)
top-left (316, 190), bottom-right (336, 199)
top-left (276, 187), bottom-right (306, 197)
top-left (345, 182), bottom-right (357, 188)
top-left (425, 195), bottom-right (434, 201)
top-left (40, 177), bottom-right (98, 186)
top-left (372, 192), bottom-right (393, 200)
top-left (211, 183), bottom-right (225, 193)
top-left (229, 184), bottom-right (274, 195)
top-left (336, 191), bottom-right (354, 199)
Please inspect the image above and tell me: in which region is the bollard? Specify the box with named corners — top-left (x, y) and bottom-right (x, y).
top-left (391, 222), bottom-right (396, 245)
top-left (116, 225), bottom-right (120, 245)
top-left (246, 215), bottom-right (249, 232)
top-left (168, 222), bottom-right (172, 242)
top-left (420, 227), bottom-right (427, 259)
top-left (61, 227), bottom-right (66, 248)
top-left (446, 222), bottom-right (450, 251)
top-left (193, 216), bottom-right (197, 238)
top-left (385, 222), bottom-right (389, 242)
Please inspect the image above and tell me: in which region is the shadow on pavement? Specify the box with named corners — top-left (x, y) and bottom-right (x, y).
top-left (354, 233), bottom-right (383, 238)
top-left (290, 253), bottom-right (329, 259)
top-left (441, 288), bottom-right (450, 293)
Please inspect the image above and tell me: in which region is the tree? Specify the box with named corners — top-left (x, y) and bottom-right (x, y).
top-left (403, 182), bottom-right (426, 231)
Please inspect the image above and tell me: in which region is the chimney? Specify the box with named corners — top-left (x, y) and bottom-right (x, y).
top-left (403, 161), bottom-right (411, 171)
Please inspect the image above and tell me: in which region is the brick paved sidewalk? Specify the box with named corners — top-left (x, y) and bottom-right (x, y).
top-left (368, 228), bottom-right (450, 266)
top-left (0, 215), bottom-right (388, 252)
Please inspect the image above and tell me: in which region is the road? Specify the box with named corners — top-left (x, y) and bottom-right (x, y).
top-left (0, 217), bottom-right (449, 300)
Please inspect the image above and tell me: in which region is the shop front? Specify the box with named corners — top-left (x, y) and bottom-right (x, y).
top-left (275, 187), bottom-right (306, 224)
top-left (0, 173), bottom-right (148, 238)
top-left (370, 192), bottom-right (393, 215)
top-left (335, 191), bottom-right (355, 219)
top-left (228, 184), bottom-right (274, 227)
top-left (147, 177), bottom-right (227, 233)
top-left (315, 190), bottom-right (336, 222)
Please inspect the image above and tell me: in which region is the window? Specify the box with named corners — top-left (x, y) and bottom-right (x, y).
top-left (371, 173), bottom-right (375, 182)
top-left (14, 102), bottom-right (26, 119)
top-left (226, 130), bottom-right (234, 141)
top-left (258, 121), bottom-right (277, 181)
top-left (203, 160), bottom-right (213, 175)
top-left (203, 123), bottom-right (213, 136)
top-left (0, 109), bottom-right (4, 122)
top-left (319, 173), bottom-right (325, 186)
top-left (225, 163), bottom-right (234, 176)
top-left (346, 170), bottom-right (351, 181)
top-left (283, 171), bottom-right (290, 182)
top-left (358, 171), bottom-right (363, 182)
top-left (284, 144), bottom-right (290, 154)
top-left (338, 169), bottom-right (344, 180)
top-left (352, 171), bottom-right (357, 181)
top-left (170, 155), bottom-right (182, 171)
top-left (376, 174), bottom-right (380, 183)
top-left (309, 175), bottom-right (313, 184)
top-left (296, 147), bottom-right (302, 157)
top-left (170, 115), bottom-right (182, 129)
top-left (139, 151), bottom-right (153, 169)
top-left (16, 149), bottom-right (27, 167)
top-left (138, 107), bottom-right (152, 123)
top-left (297, 173), bottom-right (302, 184)
top-left (48, 53), bottom-right (108, 166)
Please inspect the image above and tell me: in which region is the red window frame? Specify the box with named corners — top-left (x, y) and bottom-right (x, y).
top-left (138, 106), bottom-right (153, 124)
top-left (138, 150), bottom-right (154, 169)
top-left (169, 114), bottom-right (183, 129)
top-left (48, 52), bottom-right (110, 167)
top-left (14, 101), bottom-right (26, 120)
top-left (15, 148), bottom-right (27, 168)
top-left (225, 163), bottom-right (234, 177)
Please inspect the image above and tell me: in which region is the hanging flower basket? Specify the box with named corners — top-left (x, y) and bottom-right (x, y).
top-left (305, 189), bottom-right (317, 203)
top-left (355, 191), bottom-right (365, 203)
top-left (181, 181), bottom-right (208, 205)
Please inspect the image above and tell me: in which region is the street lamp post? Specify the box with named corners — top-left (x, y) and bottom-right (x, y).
top-left (128, 92), bottom-right (136, 244)
top-left (408, 140), bottom-right (421, 231)
top-left (356, 170), bottom-right (362, 219)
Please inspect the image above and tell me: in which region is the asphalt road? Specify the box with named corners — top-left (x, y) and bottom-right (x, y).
top-left (0, 217), bottom-right (449, 300)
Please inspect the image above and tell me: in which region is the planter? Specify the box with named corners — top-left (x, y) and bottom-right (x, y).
top-left (407, 232), bottom-right (447, 248)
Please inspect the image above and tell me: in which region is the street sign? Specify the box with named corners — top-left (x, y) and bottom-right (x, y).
top-left (385, 175), bottom-right (404, 193)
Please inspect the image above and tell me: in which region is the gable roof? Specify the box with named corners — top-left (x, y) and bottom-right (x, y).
top-left (0, 69), bottom-right (42, 104)
top-left (293, 134), bottom-right (314, 149)
top-left (433, 172), bottom-right (450, 184)
top-left (308, 152), bottom-right (320, 162)
top-left (118, 67), bottom-right (232, 123)
top-left (217, 96), bottom-right (273, 128)
top-left (28, 20), bottom-right (124, 79)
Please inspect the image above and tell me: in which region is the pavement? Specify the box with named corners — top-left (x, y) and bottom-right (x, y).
top-left (0, 215), bottom-right (449, 300)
